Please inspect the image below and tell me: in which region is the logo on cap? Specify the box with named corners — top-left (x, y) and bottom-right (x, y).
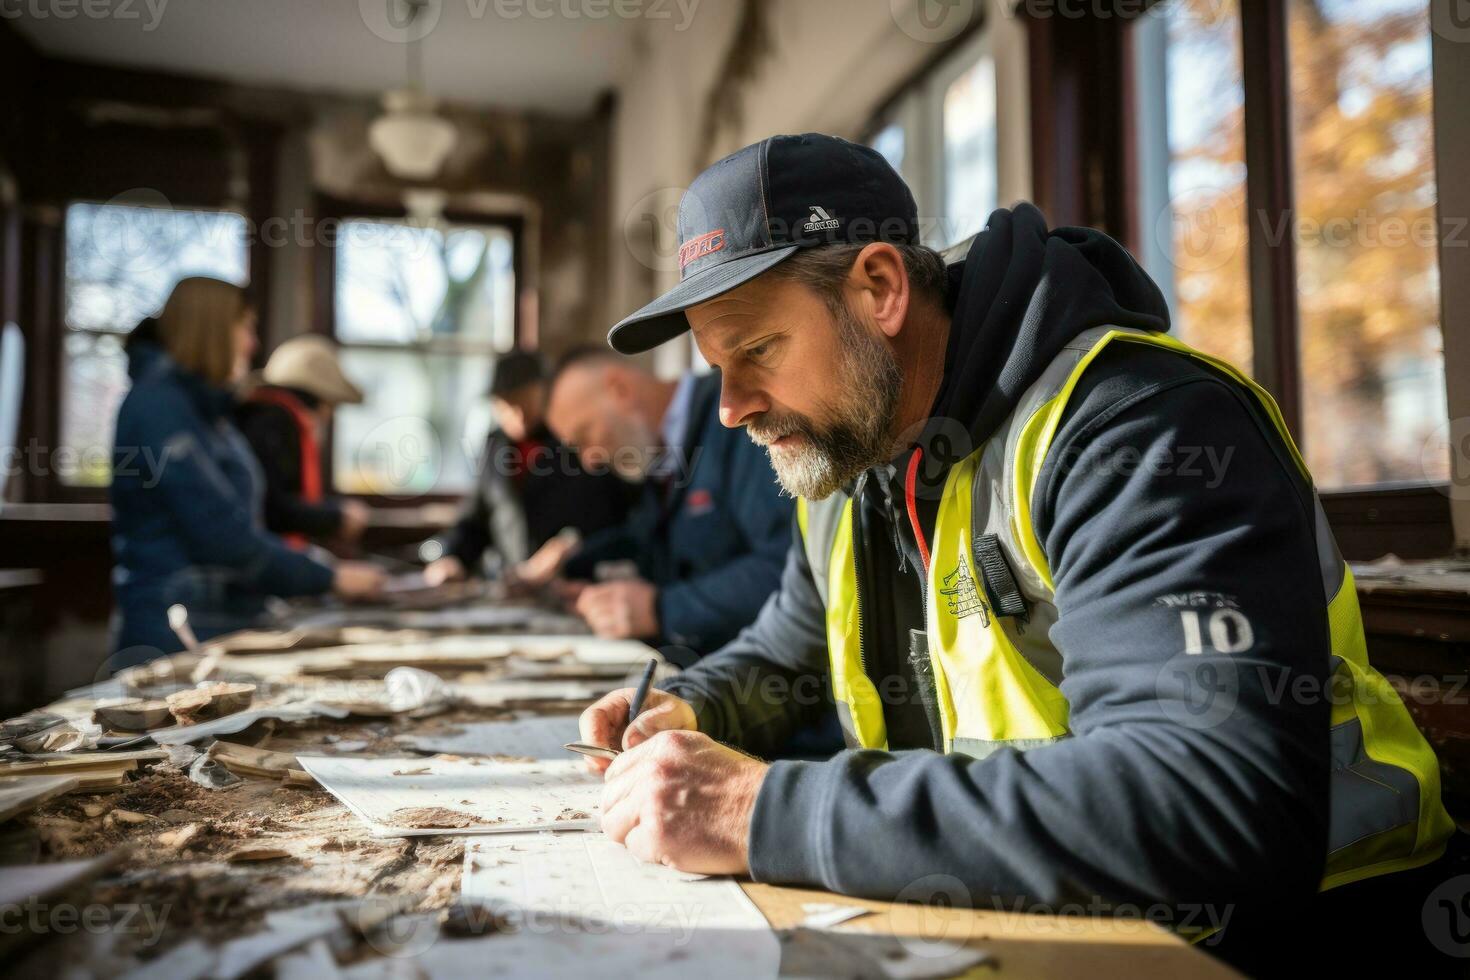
top-left (678, 229), bottom-right (727, 270)
top-left (802, 206), bottom-right (840, 234)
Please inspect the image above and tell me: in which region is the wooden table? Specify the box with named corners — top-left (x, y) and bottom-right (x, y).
top-left (1, 603), bottom-right (1237, 978)
top-left (746, 883), bottom-right (1236, 978)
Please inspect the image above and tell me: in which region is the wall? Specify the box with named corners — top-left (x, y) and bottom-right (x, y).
top-left (604, 0), bottom-right (1031, 376)
top-left (1432, 13), bottom-right (1470, 551)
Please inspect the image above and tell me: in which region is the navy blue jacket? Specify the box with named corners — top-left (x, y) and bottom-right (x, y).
top-left (567, 372), bottom-right (791, 657)
top-left (664, 206), bottom-right (1337, 951)
top-left (110, 341), bottom-right (334, 666)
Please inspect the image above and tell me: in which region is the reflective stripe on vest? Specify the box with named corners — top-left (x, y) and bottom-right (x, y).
top-left (799, 327), bottom-right (1453, 893)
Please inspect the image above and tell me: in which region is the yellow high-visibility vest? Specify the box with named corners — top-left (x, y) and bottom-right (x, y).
top-left (798, 326), bottom-right (1453, 892)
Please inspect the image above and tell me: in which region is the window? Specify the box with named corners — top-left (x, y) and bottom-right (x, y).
top-left (939, 46), bottom-right (998, 247)
top-left (866, 27), bottom-right (998, 249)
top-left (332, 218), bottom-right (515, 497)
top-left (1288, 0), bottom-right (1444, 488)
top-left (1132, 0), bottom-right (1445, 492)
top-left (870, 122), bottom-right (906, 178)
top-left (61, 202), bottom-right (248, 487)
top-left (1132, 0), bottom-right (1252, 373)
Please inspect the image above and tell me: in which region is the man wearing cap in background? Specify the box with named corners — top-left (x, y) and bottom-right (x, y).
top-left (577, 133), bottom-right (1459, 972)
top-left (521, 346), bottom-right (792, 661)
top-left (237, 334), bottom-right (371, 548)
top-left (421, 350), bottom-right (632, 586)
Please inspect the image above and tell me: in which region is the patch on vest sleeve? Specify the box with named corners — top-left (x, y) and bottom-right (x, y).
top-left (940, 553), bottom-right (991, 625)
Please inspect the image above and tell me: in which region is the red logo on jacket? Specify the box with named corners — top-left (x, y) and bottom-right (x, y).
top-left (686, 488), bottom-right (714, 515)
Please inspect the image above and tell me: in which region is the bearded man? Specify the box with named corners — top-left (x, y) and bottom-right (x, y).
top-left (534, 346), bottom-right (792, 659)
top-left (578, 134), bottom-right (1458, 973)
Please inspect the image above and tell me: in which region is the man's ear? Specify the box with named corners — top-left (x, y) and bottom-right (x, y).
top-left (849, 243), bottom-right (910, 340)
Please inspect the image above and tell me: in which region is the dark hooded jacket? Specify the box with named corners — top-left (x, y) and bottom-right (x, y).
top-left (433, 422), bottom-right (634, 571)
top-left (110, 335), bottom-right (334, 667)
top-left (663, 205), bottom-right (1335, 944)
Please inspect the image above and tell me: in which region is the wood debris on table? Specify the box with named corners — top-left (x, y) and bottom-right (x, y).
top-left (0, 608), bottom-right (675, 977)
top-left (164, 682), bottom-right (257, 725)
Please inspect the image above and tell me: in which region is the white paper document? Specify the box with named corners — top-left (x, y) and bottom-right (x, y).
top-left (452, 832), bottom-right (781, 980)
top-left (395, 714), bottom-right (581, 760)
top-left (454, 679), bottom-right (611, 708)
top-left (297, 755), bottom-right (601, 837)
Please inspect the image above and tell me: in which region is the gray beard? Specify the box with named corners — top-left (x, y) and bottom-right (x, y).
top-left (748, 305), bottom-right (903, 500)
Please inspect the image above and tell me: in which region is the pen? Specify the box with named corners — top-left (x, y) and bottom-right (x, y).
top-left (563, 657), bottom-right (659, 763)
top-left (627, 657), bottom-right (658, 722)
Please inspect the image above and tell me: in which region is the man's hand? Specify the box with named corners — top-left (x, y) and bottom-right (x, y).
top-left (333, 560), bottom-right (387, 599)
top-left (423, 555), bottom-right (466, 587)
top-left (339, 499), bottom-right (371, 542)
top-left (513, 530), bottom-right (580, 588)
top-left (577, 687), bottom-right (696, 773)
top-left (551, 578), bottom-right (588, 607)
top-left (575, 579), bottom-right (659, 640)
top-left (599, 730), bottom-right (767, 876)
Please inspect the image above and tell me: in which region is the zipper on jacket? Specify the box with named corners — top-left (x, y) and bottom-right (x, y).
top-left (850, 470), bottom-right (872, 685)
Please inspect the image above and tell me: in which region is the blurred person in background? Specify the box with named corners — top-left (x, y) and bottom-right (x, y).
top-left (236, 334), bottom-right (371, 548)
top-left (421, 350), bottom-right (631, 586)
top-left (110, 277), bottom-right (385, 668)
top-left (528, 347), bottom-right (791, 659)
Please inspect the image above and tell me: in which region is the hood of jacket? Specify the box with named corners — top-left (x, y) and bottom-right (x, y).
top-left (921, 203), bottom-right (1171, 466)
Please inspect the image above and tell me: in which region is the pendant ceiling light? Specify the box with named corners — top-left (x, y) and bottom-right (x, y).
top-left (369, 0), bottom-right (456, 180)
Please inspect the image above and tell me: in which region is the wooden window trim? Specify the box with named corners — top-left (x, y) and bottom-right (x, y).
top-left (1235, 0), bottom-right (1449, 544)
top-left (1238, 0), bottom-right (1302, 437)
top-left (312, 194), bottom-right (526, 507)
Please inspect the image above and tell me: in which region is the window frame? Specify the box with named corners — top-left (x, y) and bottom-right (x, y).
top-left (863, 20), bottom-right (998, 250)
top-left (313, 194), bottom-right (525, 505)
top-left (1153, 0), bottom-right (1451, 524)
top-left (1023, 0), bottom-right (1456, 556)
top-left (45, 197), bottom-right (253, 502)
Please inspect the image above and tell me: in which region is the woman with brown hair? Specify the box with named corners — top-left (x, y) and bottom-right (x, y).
top-left (110, 277), bottom-right (384, 668)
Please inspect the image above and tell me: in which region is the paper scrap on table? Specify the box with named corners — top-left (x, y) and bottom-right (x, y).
top-left (779, 928), bottom-right (995, 980)
top-left (450, 832), bottom-right (780, 980)
top-left (149, 701), bottom-right (350, 745)
top-left (383, 666), bottom-right (450, 712)
top-left (380, 571), bottom-right (431, 594)
top-left (118, 900), bottom-right (374, 980)
top-left (288, 604), bottom-right (537, 631)
top-left (499, 635), bottom-right (656, 666)
top-left (396, 607), bottom-right (575, 632)
top-left (395, 715), bottom-right (581, 760)
top-left (298, 755), bottom-right (601, 837)
top-left (0, 853), bottom-right (117, 908)
top-left (800, 902), bottom-right (873, 929)
top-left (0, 773), bottom-right (80, 822)
top-left (454, 679), bottom-right (610, 708)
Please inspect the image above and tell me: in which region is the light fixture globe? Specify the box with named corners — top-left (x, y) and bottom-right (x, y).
top-left (369, 88), bottom-right (457, 180)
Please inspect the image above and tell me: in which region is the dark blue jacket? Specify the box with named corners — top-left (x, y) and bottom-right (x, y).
top-left (110, 341), bottom-right (333, 666)
top-left (665, 206), bottom-right (1335, 957)
top-left (567, 372), bottom-right (792, 657)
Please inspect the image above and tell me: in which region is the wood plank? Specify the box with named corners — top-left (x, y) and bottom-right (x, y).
top-left (741, 882), bottom-right (1240, 978)
top-left (0, 749), bottom-right (165, 774)
top-left (208, 741), bottom-right (300, 779)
